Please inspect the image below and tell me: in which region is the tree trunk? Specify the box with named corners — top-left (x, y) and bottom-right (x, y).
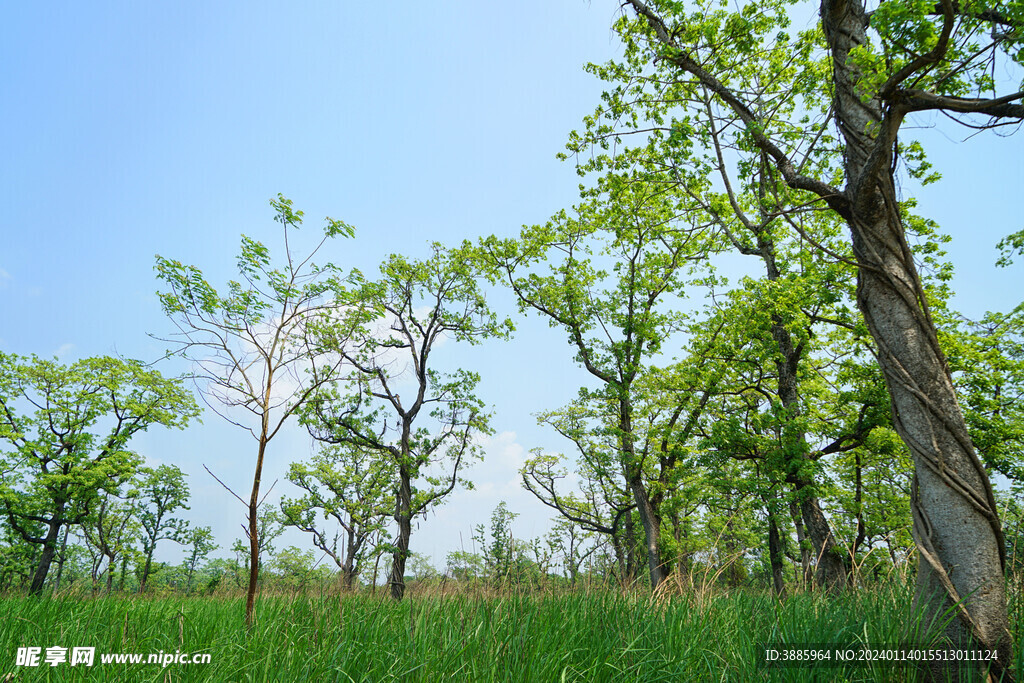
top-left (119, 553), bottom-right (130, 591)
top-left (620, 397), bottom-right (668, 588)
top-left (760, 231), bottom-right (849, 592)
top-left (629, 479), bottom-right (667, 588)
top-left (342, 527), bottom-right (359, 590)
top-left (822, 0), bottom-right (1012, 675)
top-left (371, 551), bottom-right (382, 595)
top-left (29, 517), bottom-right (63, 595)
top-left (789, 499), bottom-right (813, 588)
top-left (245, 432), bottom-right (269, 627)
top-left (671, 510), bottom-right (693, 582)
top-left (790, 477), bottom-right (850, 591)
top-left (389, 464), bottom-right (413, 601)
top-left (765, 500), bottom-right (787, 598)
top-left (611, 534), bottom-right (627, 585)
top-left (140, 549), bottom-right (155, 593)
top-left (852, 452), bottom-right (867, 563)
top-left (52, 524), bottom-right (69, 593)
top-left (622, 511), bottom-right (639, 585)
top-left (105, 556), bottom-right (115, 593)
top-left (624, 0), bottom-right (1012, 673)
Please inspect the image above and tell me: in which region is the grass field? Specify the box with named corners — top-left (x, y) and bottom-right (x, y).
top-left (1, 579), bottom-right (1021, 681)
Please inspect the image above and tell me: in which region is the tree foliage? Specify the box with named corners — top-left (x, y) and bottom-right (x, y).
top-left (300, 244), bottom-right (512, 600)
top-left (0, 353), bottom-right (197, 594)
top-left (155, 194), bottom-right (355, 624)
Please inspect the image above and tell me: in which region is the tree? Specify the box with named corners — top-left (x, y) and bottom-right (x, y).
top-left (136, 464), bottom-right (191, 592)
top-left (0, 519), bottom-right (40, 591)
top-left (181, 525), bottom-right (218, 592)
top-left (831, 426), bottom-right (914, 572)
top-left (406, 552), bottom-right (439, 582)
top-left (477, 174), bottom-right (718, 588)
top-left (301, 244), bottom-right (512, 600)
top-left (0, 353), bottom-right (198, 594)
top-left (473, 501), bottom-right (520, 583)
top-left (942, 305), bottom-right (1024, 485)
top-left (51, 536), bottom-right (89, 593)
top-left (230, 506), bottom-right (284, 583)
top-left (471, 502), bottom-right (541, 586)
top-left (154, 194), bottom-right (355, 625)
top-left (681, 270), bottom-right (891, 590)
top-left (269, 546), bottom-right (333, 592)
top-left (279, 443), bottom-right (392, 589)
top-left (446, 549), bottom-right (485, 582)
top-left (522, 405), bottom-right (639, 584)
top-left (80, 488), bottom-right (139, 592)
top-left (545, 518), bottom-right (598, 587)
top-left (576, 1), bottom-right (1021, 672)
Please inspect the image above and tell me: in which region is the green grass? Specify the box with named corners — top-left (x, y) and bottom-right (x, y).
top-left (0, 581), bottom-right (1019, 681)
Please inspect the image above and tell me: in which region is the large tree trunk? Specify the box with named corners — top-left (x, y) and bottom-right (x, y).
top-left (29, 518), bottom-right (63, 595)
top-left (823, 0), bottom-right (1012, 675)
top-left (388, 465), bottom-right (413, 601)
top-left (52, 524), bottom-right (69, 593)
top-left (342, 566), bottom-right (358, 591)
top-left (342, 529), bottom-right (359, 590)
top-left (790, 477), bottom-right (850, 591)
top-left (623, 0), bottom-right (1011, 674)
top-left (628, 478), bottom-right (668, 588)
top-left (620, 397), bottom-right (669, 588)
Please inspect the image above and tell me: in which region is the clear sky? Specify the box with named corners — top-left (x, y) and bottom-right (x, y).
top-left (1, 2), bottom-right (1021, 571)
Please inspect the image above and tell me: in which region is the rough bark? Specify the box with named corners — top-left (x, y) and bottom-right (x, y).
top-left (822, 0), bottom-right (1012, 676)
top-left (140, 552), bottom-right (155, 593)
top-left (52, 524), bottom-right (69, 593)
top-left (766, 505), bottom-right (787, 598)
top-left (29, 518), bottom-right (63, 595)
top-left (388, 463), bottom-right (413, 601)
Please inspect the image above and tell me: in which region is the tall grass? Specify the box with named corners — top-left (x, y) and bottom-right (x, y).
top-left (0, 578), bottom-right (1019, 681)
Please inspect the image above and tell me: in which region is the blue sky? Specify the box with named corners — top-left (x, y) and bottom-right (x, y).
top-left (1, 2), bottom-right (1021, 571)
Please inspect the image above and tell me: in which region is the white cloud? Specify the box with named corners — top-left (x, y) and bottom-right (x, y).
top-left (0, 267), bottom-right (11, 289)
